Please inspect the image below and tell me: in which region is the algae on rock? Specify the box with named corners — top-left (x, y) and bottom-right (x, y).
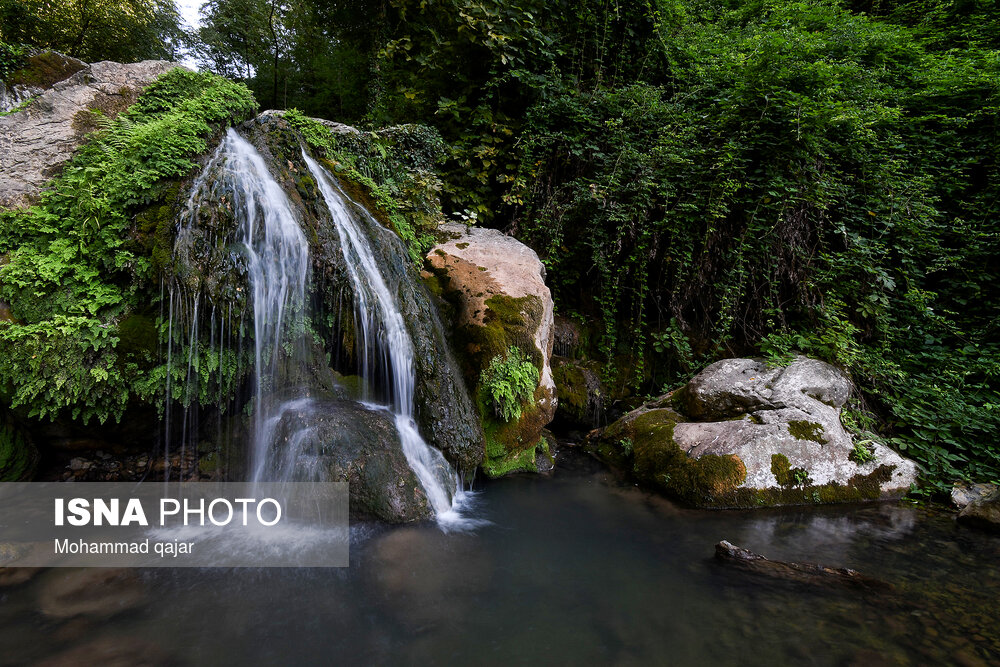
top-left (590, 356), bottom-right (919, 508)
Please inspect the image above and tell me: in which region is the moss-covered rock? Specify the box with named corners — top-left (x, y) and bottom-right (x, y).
top-left (232, 114), bottom-right (484, 473)
top-left (590, 356), bottom-right (919, 508)
top-left (0, 410), bottom-right (38, 481)
top-left (552, 356), bottom-right (604, 429)
top-left (425, 224), bottom-right (556, 477)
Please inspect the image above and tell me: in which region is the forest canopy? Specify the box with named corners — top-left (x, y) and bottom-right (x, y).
top-left (1, 0), bottom-right (998, 494)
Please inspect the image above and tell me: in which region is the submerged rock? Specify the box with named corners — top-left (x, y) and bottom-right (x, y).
top-left (36, 569), bottom-right (146, 619)
top-left (958, 489), bottom-right (1000, 533)
top-left (0, 57), bottom-right (179, 208)
top-left (591, 356), bottom-right (918, 508)
top-left (425, 223), bottom-right (556, 476)
top-left (714, 540), bottom-right (893, 592)
top-left (36, 636), bottom-right (172, 667)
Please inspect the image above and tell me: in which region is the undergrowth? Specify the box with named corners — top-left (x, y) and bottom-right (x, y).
top-left (0, 68), bottom-right (256, 423)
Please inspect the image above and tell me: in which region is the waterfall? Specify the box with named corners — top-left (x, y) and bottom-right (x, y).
top-left (302, 151), bottom-right (466, 523)
top-left (170, 127), bottom-right (472, 526)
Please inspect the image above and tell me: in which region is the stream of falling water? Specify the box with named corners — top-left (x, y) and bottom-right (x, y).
top-left (169, 128), bottom-right (471, 526)
top-left (302, 150), bottom-right (473, 527)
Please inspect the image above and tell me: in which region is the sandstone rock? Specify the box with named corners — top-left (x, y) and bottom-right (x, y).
top-left (951, 482), bottom-right (998, 509)
top-left (425, 223), bottom-right (556, 476)
top-left (958, 489), bottom-right (1000, 533)
top-left (0, 51), bottom-right (86, 113)
top-left (0, 58), bottom-right (180, 209)
top-left (592, 356), bottom-right (918, 508)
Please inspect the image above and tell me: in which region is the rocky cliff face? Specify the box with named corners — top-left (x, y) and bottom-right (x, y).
top-left (0, 57), bottom-right (179, 208)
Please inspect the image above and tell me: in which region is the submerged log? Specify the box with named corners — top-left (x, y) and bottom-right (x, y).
top-left (714, 540), bottom-right (894, 592)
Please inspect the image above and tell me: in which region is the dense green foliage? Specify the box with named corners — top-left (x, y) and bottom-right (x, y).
top-left (480, 346), bottom-right (539, 423)
top-left (0, 0), bottom-right (997, 494)
top-left (0, 69), bottom-right (256, 422)
top-left (192, 0), bottom-right (1000, 494)
top-left (507, 1), bottom-right (1000, 493)
top-left (0, 0), bottom-right (184, 63)
top-left (0, 38), bottom-right (25, 78)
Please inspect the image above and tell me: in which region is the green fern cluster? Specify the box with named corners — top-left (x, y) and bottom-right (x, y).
top-left (480, 346), bottom-right (539, 423)
top-left (0, 69), bottom-right (256, 423)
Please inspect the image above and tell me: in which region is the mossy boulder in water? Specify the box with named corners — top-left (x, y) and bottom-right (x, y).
top-left (425, 223), bottom-right (556, 477)
top-left (0, 410), bottom-right (38, 481)
top-left (270, 399), bottom-right (437, 522)
top-left (592, 356), bottom-right (918, 508)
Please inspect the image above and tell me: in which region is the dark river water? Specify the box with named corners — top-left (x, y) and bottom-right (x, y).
top-left (2, 450), bottom-right (998, 666)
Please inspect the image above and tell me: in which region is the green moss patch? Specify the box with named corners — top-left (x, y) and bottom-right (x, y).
top-left (770, 453), bottom-right (811, 487)
top-left (596, 408), bottom-right (748, 506)
top-left (787, 420), bottom-right (828, 444)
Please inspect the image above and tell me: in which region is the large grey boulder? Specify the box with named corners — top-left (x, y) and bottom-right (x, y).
top-left (593, 356), bottom-right (919, 508)
top-left (0, 58), bottom-right (179, 209)
top-left (0, 51), bottom-right (86, 113)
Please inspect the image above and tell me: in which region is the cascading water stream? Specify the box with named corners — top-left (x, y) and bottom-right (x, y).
top-left (171, 127), bottom-right (470, 525)
top-left (302, 151), bottom-right (467, 523)
top-left (214, 130), bottom-right (311, 484)
top-left (176, 128), bottom-right (311, 485)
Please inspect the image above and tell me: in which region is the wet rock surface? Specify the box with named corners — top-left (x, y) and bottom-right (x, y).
top-left (234, 115), bottom-right (485, 474)
top-left (591, 356), bottom-right (918, 507)
top-left (0, 57), bottom-right (179, 208)
top-left (552, 355), bottom-right (605, 429)
top-left (952, 482), bottom-right (998, 509)
top-left (271, 398), bottom-right (435, 522)
top-left (0, 409), bottom-right (38, 481)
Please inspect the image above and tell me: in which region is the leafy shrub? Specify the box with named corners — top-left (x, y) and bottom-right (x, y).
top-left (850, 441), bottom-right (877, 465)
top-left (480, 346), bottom-right (539, 423)
top-left (0, 40), bottom-right (27, 80)
top-left (509, 0), bottom-right (1000, 492)
top-left (0, 68), bottom-right (256, 423)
